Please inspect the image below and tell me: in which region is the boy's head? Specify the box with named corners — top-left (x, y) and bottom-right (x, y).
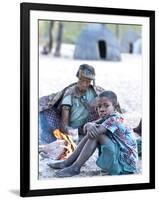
top-left (76, 64), bottom-right (95, 92)
top-left (96, 91), bottom-right (118, 118)
top-left (76, 64), bottom-right (95, 80)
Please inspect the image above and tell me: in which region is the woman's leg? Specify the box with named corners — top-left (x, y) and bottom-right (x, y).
top-left (48, 134), bottom-right (89, 169)
top-left (56, 137), bottom-right (98, 177)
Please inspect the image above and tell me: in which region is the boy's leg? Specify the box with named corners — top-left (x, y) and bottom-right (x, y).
top-left (56, 137), bottom-right (98, 177)
top-left (97, 134), bottom-right (108, 145)
top-left (73, 138), bottom-right (97, 168)
top-left (96, 134), bottom-right (122, 175)
top-left (48, 135), bottom-right (89, 169)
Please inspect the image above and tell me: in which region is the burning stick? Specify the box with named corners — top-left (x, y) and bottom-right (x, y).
top-left (53, 129), bottom-right (77, 160)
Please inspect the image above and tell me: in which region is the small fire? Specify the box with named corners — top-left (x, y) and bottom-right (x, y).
top-left (53, 129), bottom-right (77, 160)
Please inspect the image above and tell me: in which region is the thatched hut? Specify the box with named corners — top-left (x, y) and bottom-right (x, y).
top-left (74, 24), bottom-right (121, 61)
top-left (133, 38), bottom-right (142, 54)
top-left (120, 30), bottom-right (141, 54)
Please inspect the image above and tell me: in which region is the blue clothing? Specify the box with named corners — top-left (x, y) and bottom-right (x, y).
top-left (39, 108), bottom-right (60, 144)
top-left (96, 112), bottom-right (138, 174)
top-left (97, 137), bottom-right (122, 175)
top-left (61, 87), bottom-right (96, 128)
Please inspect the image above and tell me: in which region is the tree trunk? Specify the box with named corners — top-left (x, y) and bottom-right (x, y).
top-left (115, 24), bottom-right (119, 40)
top-left (54, 22), bottom-right (63, 57)
top-left (41, 21), bottom-right (54, 55)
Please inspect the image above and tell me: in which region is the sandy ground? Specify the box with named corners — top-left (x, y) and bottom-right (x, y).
top-left (39, 149), bottom-right (103, 179)
top-left (39, 44), bottom-right (142, 179)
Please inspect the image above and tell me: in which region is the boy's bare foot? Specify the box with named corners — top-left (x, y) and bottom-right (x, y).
top-left (55, 166), bottom-right (80, 177)
top-left (47, 160), bottom-right (67, 169)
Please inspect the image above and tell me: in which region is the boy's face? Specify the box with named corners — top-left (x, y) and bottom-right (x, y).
top-left (96, 97), bottom-right (115, 118)
top-left (77, 77), bottom-right (91, 93)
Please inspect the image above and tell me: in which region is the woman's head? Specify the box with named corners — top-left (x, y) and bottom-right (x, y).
top-left (76, 64), bottom-right (95, 92)
top-left (96, 91), bottom-right (121, 118)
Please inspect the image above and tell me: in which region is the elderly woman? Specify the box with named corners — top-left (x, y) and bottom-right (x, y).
top-left (39, 64), bottom-right (104, 144)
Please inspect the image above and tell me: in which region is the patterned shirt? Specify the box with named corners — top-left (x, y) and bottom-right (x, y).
top-left (100, 112), bottom-right (138, 172)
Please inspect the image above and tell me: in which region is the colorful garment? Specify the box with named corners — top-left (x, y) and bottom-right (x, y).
top-left (97, 112), bottom-right (138, 174)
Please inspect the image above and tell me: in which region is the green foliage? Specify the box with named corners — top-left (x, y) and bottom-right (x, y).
top-left (62, 22), bottom-right (87, 44)
top-left (104, 24), bottom-right (141, 40)
top-left (39, 21), bottom-right (50, 37)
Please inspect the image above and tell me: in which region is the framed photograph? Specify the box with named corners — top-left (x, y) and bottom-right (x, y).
top-left (20, 2), bottom-right (155, 197)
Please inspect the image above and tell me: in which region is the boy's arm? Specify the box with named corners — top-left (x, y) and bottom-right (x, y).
top-left (60, 105), bottom-right (79, 142)
top-left (60, 105), bottom-right (71, 133)
top-left (60, 94), bottom-right (73, 133)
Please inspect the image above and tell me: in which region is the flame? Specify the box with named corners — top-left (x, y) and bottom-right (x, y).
top-left (53, 129), bottom-right (77, 160)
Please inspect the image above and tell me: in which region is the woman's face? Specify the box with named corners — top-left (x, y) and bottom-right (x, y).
top-left (96, 97), bottom-right (115, 118)
top-left (77, 77), bottom-right (92, 93)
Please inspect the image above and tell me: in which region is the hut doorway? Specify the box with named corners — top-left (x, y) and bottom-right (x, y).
top-left (129, 43), bottom-right (133, 53)
top-left (98, 40), bottom-right (107, 59)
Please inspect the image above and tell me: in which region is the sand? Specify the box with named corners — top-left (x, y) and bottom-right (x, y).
top-left (38, 44), bottom-right (142, 179)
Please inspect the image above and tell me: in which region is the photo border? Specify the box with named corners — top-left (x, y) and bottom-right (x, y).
top-left (20, 2), bottom-right (155, 197)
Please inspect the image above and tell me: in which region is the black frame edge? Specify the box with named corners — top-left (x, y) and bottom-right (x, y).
top-left (20, 183), bottom-right (155, 197)
top-left (20, 2), bottom-right (155, 197)
top-left (21, 2), bottom-right (154, 17)
top-left (149, 11), bottom-right (155, 189)
top-left (20, 3), bottom-right (30, 197)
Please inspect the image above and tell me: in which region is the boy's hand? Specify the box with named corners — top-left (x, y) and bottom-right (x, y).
top-left (66, 127), bottom-right (79, 142)
top-left (84, 123), bottom-right (107, 139)
top-left (83, 122), bottom-right (94, 134)
top-left (85, 123), bottom-right (101, 139)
